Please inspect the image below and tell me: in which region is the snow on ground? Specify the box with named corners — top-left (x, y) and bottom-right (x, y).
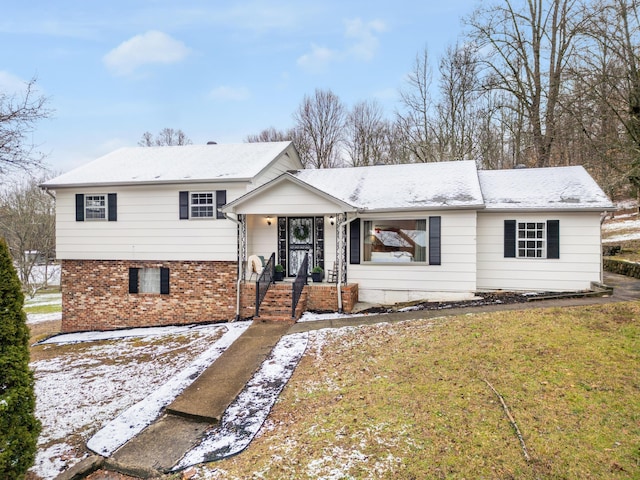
top-left (29, 264), bottom-right (61, 286)
top-left (30, 321), bottom-right (250, 479)
top-left (87, 323), bottom-right (249, 457)
top-left (25, 291), bottom-right (62, 325)
top-left (175, 331), bottom-right (309, 469)
top-left (298, 310), bottom-right (358, 322)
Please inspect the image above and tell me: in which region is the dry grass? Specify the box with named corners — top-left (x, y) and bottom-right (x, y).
top-left (198, 303), bottom-right (640, 479)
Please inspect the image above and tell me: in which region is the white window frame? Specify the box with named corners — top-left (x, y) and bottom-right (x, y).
top-left (190, 192), bottom-right (215, 218)
top-left (517, 221), bottom-right (546, 258)
top-left (85, 194), bottom-right (107, 221)
top-left (362, 218), bottom-right (427, 263)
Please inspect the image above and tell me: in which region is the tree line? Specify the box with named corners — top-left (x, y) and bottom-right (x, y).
top-left (246, 0), bottom-right (640, 199)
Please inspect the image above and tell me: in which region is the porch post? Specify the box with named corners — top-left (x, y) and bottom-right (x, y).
top-left (336, 213), bottom-right (347, 312)
top-left (240, 214), bottom-right (247, 281)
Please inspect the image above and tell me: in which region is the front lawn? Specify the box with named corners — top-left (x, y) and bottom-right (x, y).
top-left (201, 303), bottom-right (640, 479)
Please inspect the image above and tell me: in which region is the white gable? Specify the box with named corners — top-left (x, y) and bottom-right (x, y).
top-left (294, 160), bottom-right (484, 211)
top-left (43, 142), bottom-right (296, 187)
top-left (478, 166), bottom-right (614, 211)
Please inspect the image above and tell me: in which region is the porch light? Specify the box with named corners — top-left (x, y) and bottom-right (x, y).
top-left (329, 215), bottom-right (335, 225)
top-left (266, 216), bottom-right (272, 226)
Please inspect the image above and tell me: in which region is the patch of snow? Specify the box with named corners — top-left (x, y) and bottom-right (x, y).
top-left (32, 443), bottom-right (82, 480)
top-left (30, 322), bottom-right (248, 479)
top-left (39, 322), bottom-right (227, 345)
top-left (478, 166), bottom-right (614, 210)
top-left (25, 292), bottom-right (61, 307)
top-left (603, 232), bottom-right (640, 243)
top-left (602, 218), bottom-right (640, 232)
top-left (87, 322), bottom-right (250, 457)
top-left (43, 142), bottom-right (292, 187)
top-left (175, 332), bottom-right (309, 469)
top-left (298, 311), bottom-right (356, 322)
top-left (27, 312), bottom-right (62, 325)
top-left (29, 264), bottom-right (61, 286)
top-left (294, 160), bottom-right (484, 210)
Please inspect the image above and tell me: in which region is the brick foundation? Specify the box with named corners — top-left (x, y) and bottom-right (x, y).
top-left (61, 259), bottom-right (237, 332)
top-left (240, 281), bottom-right (358, 321)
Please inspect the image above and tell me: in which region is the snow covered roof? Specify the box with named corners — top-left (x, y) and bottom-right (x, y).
top-left (293, 160), bottom-right (485, 211)
top-left (43, 142), bottom-right (295, 188)
top-left (478, 166), bottom-right (615, 211)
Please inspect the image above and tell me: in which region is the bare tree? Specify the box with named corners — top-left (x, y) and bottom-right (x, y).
top-left (344, 100), bottom-right (390, 166)
top-left (138, 128), bottom-right (192, 146)
top-left (0, 78), bottom-right (50, 175)
top-left (0, 176), bottom-right (56, 295)
top-left (293, 89), bottom-right (346, 168)
top-left (466, 0), bottom-right (590, 167)
top-left (435, 43), bottom-right (480, 160)
top-left (396, 47), bottom-right (437, 162)
top-left (245, 126), bottom-right (293, 143)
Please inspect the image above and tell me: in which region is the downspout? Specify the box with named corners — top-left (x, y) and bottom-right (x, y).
top-left (337, 214), bottom-right (358, 313)
top-left (223, 211), bottom-right (243, 321)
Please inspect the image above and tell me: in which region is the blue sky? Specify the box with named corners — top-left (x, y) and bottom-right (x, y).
top-left (2, 0), bottom-right (479, 174)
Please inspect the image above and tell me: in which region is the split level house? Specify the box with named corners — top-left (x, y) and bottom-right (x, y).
top-left (42, 141), bottom-right (615, 333)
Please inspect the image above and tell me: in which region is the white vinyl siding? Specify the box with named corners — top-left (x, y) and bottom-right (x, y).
top-left (250, 145), bottom-right (303, 189)
top-left (348, 210), bottom-right (477, 303)
top-left (55, 183), bottom-right (244, 261)
top-left (477, 212), bottom-right (602, 291)
top-left (235, 181), bottom-right (346, 215)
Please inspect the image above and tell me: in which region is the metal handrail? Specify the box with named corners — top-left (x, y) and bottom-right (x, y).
top-left (291, 253), bottom-right (308, 318)
top-left (255, 252), bottom-right (275, 317)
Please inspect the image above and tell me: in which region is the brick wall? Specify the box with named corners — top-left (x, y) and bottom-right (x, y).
top-left (306, 283), bottom-right (358, 313)
top-left (240, 281), bottom-right (358, 321)
top-left (61, 259), bottom-right (237, 332)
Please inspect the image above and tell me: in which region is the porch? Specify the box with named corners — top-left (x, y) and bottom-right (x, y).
top-left (239, 274), bottom-right (359, 322)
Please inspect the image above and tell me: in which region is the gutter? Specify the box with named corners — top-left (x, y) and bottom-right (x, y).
top-left (222, 211), bottom-right (243, 321)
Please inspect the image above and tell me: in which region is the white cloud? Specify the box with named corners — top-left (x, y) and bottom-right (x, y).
top-left (208, 86), bottom-right (251, 102)
top-left (296, 44), bottom-right (336, 73)
top-left (297, 18), bottom-right (386, 74)
top-left (103, 30), bottom-right (190, 77)
top-left (0, 71), bottom-right (34, 96)
top-left (345, 18), bottom-right (386, 61)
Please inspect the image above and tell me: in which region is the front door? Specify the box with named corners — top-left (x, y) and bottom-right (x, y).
top-left (288, 217), bottom-right (314, 276)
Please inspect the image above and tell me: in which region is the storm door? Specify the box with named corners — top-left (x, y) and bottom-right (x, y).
top-left (287, 217), bottom-right (314, 276)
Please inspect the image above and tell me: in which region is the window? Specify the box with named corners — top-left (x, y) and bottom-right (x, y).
top-left (85, 195), bottom-right (106, 220)
top-left (129, 267), bottom-right (170, 294)
top-left (179, 190), bottom-right (226, 219)
top-left (363, 219), bottom-right (427, 262)
top-left (190, 192), bottom-right (214, 218)
top-left (518, 222), bottom-right (545, 258)
top-left (504, 219), bottom-right (560, 259)
top-left (75, 193), bottom-right (117, 222)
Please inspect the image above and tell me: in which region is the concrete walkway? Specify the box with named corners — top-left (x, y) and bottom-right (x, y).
top-left (62, 272), bottom-right (639, 479)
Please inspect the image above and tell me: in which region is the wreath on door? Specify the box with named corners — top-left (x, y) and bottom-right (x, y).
top-left (293, 224), bottom-right (310, 241)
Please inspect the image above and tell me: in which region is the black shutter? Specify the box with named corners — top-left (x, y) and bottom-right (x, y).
top-left (128, 268), bottom-right (138, 294)
top-left (349, 218), bottom-right (361, 264)
top-left (504, 220), bottom-right (516, 258)
top-left (179, 191), bottom-right (189, 219)
top-left (108, 193), bottom-right (117, 221)
top-left (547, 220), bottom-right (560, 259)
top-left (160, 268), bottom-right (170, 294)
top-left (216, 190), bottom-right (227, 219)
top-left (75, 194), bottom-right (85, 222)
top-left (429, 216), bottom-right (441, 265)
